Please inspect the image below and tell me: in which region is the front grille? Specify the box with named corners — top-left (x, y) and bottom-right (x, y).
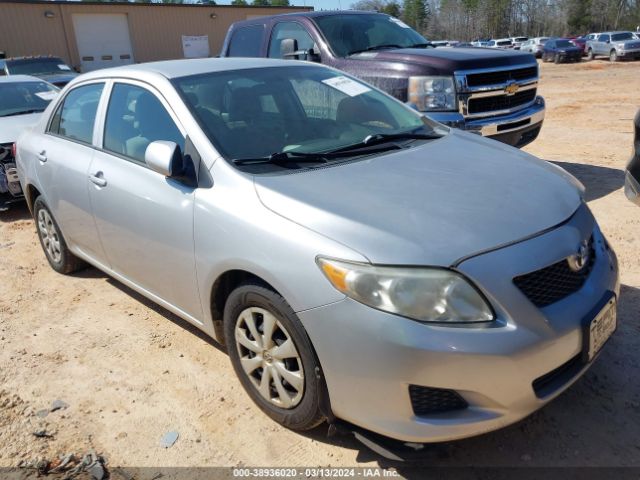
top-left (513, 237), bottom-right (595, 308)
top-left (466, 66), bottom-right (538, 87)
top-left (468, 89), bottom-right (536, 114)
top-left (409, 385), bottom-right (468, 416)
top-left (532, 354), bottom-right (583, 398)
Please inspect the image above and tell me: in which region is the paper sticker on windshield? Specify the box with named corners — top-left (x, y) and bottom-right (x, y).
top-left (35, 91), bottom-right (58, 101)
top-left (389, 17), bottom-right (411, 28)
top-left (57, 64), bottom-right (71, 71)
top-left (322, 76), bottom-right (371, 97)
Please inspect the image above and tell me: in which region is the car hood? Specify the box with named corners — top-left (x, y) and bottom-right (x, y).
top-left (254, 131), bottom-right (582, 266)
top-left (351, 47), bottom-right (536, 73)
top-left (0, 113), bottom-right (41, 144)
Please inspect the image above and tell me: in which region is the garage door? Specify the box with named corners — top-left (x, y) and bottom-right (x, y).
top-left (72, 14), bottom-right (135, 72)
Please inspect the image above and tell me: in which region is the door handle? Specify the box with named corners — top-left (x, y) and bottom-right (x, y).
top-left (37, 151), bottom-right (47, 162)
top-left (89, 172), bottom-right (107, 187)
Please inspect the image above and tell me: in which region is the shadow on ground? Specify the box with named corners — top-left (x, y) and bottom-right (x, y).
top-left (0, 201), bottom-right (31, 223)
top-left (551, 161), bottom-right (625, 202)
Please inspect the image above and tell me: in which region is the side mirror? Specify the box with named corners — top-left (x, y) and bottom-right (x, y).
top-left (280, 38), bottom-right (299, 58)
top-left (145, 140), bottom-right (180, 177)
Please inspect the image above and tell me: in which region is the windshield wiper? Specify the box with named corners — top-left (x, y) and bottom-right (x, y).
top-left (232, 151), bottom-right (329, 166)
top-left (232, 140), bottom-right (413, 166)
top-left (326, 132), bottom-right (442, 154)
top-left (1, 109), bottom-right (44, 117)
top-left (349, 44), bottom-right (404, 55)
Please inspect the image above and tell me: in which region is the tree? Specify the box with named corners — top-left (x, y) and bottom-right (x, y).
top-left (351, 0), bottom-right (388, 10)
top-left (402, 0), bottom-right (429, 32)
top-left (271, 0), bottom-right (291, 5)
top-left (251, 0), bottom-right (271, 5)
top-left (231, 0), bottom-right (248, 4)
top-left (382, 1), bottom-right (401, 16)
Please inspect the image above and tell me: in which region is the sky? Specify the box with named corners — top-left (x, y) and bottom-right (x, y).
top-left (215, 1), bottom-right (348, 10)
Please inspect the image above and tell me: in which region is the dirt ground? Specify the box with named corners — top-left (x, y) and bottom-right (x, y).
top-left (1, 59), bottom-right (639, 475)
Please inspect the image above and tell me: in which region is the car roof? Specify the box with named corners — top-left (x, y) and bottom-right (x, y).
top-left (73, 57), bottom-right (312, 83)
top-left (5, 56), bottom-right (64, 62)
top-left (233, 9), bottom-right (388, 26)
top-left (600, 31), bottom-right (633, 35)
top-left (0, 74), bottom-right (51, 84)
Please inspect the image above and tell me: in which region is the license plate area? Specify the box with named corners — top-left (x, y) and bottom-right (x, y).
top-left (582, 294), bottom-right (617, 363)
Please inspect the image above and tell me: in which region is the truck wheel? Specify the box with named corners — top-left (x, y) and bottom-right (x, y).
top-left (224, 281), bottom-right (326, 431)
top-left (610, 50), bottom-right (618, 62)
top-left (33, 196), bottom-right (86, 274)
top-left (587, 48), bottom-right (594, 60)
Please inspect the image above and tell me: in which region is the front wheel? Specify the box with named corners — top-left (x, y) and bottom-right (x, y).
top-left (587, 48), bottom-right (594, 60)
top-left (224, 282), bottom-right (325, 431)
top-left (610, 50), bottom-right (618, 62)
top-left (33, 196), bottom-right (86, 274)
top-left (554, 53), bottom-right (561, 63)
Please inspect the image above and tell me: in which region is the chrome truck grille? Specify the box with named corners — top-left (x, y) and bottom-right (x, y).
top-left (454, 64), bottom-right (539, 119)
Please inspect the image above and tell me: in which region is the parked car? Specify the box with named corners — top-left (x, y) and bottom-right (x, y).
top-left (486, 38), bottom-right (514, 49)
top-left (221, 11), bottom-right (545, 148)
top-left (17, 58), bottom-right (619, 444)
top-left (625, 109), bottom-right (640, 206)
top-left (471, 40), bottom-right (490, 47)
top-left (542, 38), bottom-right (583, 63)
top-left (587, 31), bottom-right (640, 61)
top-left (0, 75), bottom-right (58, 211)
top-left (581, 33), bottom-right (599, 54)
top-left (520, 37), bottom-right (550, 58)
top-left (570, 36), bottom-right (587, 54)
top-left (510, 36), bottom-right (529, 50)
top-left (0, 56), bottom-right (78, 87)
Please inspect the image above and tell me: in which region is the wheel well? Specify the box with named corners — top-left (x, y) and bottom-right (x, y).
top-left (210, 269), bottom-right (275, 344)
top-left (25, 184), bottom-right (41, 214)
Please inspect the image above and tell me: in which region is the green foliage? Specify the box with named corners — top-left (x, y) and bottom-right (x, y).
top-left (251, 0), bottom-right (271, 5)
top-left (271, 0), bottom-right (291, 5)
top-left (231, 0), bottom-right (248, 4)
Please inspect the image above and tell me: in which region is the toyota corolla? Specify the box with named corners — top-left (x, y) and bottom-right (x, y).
top-left (16, 58), bottom-right (619, 443)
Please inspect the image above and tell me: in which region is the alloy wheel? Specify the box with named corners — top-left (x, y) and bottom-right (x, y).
top-left (37, 209), bottom-right (62, 264)
top-left (234, 307), bottom-right (304, 409)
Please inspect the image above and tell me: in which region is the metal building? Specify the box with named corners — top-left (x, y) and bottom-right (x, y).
top-left (0, 0), bottom-right (311, 72)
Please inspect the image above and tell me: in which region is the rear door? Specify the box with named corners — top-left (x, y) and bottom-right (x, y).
top-left (34, 81), bottom-right (108, 265)
top-left (88, 80), bottom-right (203, 321)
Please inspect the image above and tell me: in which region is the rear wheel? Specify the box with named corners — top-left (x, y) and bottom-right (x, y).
top-left (224, 282), bottom-right (325, 431)
top-left (34, 196), bottom-right (85, 274)
top-left (554, 53), bottom-right (561, 63)
top-left (610, 50), bottom-right (618, 62)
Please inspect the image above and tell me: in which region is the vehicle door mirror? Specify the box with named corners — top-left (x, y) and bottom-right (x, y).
top-left (145, 140), bottom-right (179, 177)
top-left (281, 38), bottom-right (318, 61)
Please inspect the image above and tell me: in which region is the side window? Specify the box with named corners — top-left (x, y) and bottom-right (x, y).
top-left (104, 83), bottom-right (184, 164)
top-left (227, 25), bottom-right (264, 57)
top-left (0, 63), bottom-right (5, 76)
top-left (48, 83), bottom-right (104, 144)
top-left (599, 34), bottom-right (610, 42)
top-left (268, 22), bottom-right (315, 59)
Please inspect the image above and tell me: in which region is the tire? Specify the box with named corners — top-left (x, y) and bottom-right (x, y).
top-left (554, 53), bottom-right (561, 64)
top-left (223, 281), bottom-right (325, 431)
top-left (587, 48), bottom-right (594, 60)
top-left (33, 196), bottom-right (86, 274)
top-left (610, 50), bottom-right (618, 62)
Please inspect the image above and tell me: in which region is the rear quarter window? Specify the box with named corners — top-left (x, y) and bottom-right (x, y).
top-left (227, 25), bottom-right (265, 57)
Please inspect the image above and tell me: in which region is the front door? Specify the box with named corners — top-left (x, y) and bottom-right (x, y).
top-left (88, 82), bottom-right (203, 321)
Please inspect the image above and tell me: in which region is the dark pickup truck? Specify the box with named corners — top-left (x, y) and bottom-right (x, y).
top-left (221, 11), bottom-right (545, 148)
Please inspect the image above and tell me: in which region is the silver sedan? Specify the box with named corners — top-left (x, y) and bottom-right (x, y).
top-left (16, 58), bottom-right (619, 443)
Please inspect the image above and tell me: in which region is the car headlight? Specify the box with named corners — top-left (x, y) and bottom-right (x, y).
top-left (317, 257), bottom-right (494, 323)
top-left (408, 76), bottom-right (457, 112)
top-left (617, 43), bottom-right (625, 50)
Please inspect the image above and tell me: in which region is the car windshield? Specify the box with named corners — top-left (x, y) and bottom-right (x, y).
top-left (611, 32), bottom-right (634, 41)
top-left (497, 40), bottom-right (512, 46)
top-left (313, 14), bottom-right (430, 57)
top-left (6, 58), bottom-right (73, 76)
top-left (556, 40), bottom-right (574, 48)
top-left (0, 81), bottom-right (58, 117)
top-left (173, 66), bottom-right (442, 172)
top-left (514, 37), bottom-right (528, 42)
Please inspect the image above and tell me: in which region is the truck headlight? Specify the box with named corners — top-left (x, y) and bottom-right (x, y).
top-left (317, 257), bottom-right (494, 324)
top-left (408, 76), bottom-right (457, 112)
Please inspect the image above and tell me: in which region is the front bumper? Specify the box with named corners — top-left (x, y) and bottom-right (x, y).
top-left (425, 96), bottom-right (545, 148)
top-left (617, 48), bottom-right (640, 58)
top-left (300, 204), bottom-right (619, 443)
